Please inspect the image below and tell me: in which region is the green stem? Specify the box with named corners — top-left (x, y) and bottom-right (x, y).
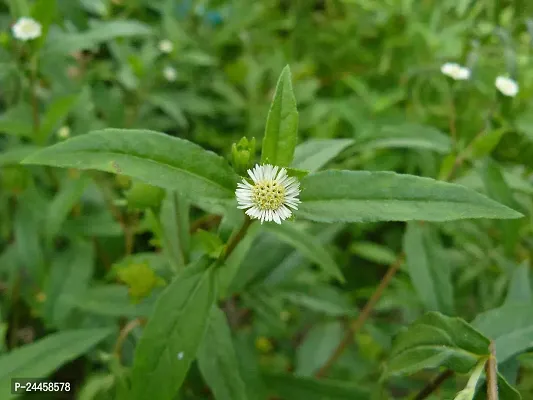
top-left (29, 56), bottom-right (40, 137)
top-left (219, 216), bottom-right (253, 263)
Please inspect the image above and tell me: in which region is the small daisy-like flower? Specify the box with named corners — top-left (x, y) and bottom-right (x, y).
top-left (163, 66), bottom-right (177, 82)
top-left (12, 17), bottom-right (42, 41)
top-left (440, 62), bottom-right (471, 80)
top-left (158, 39), bottom-right (173, 54)
top-left (236, 164), bottom-right (300, 224)
top-left (495, 76), bottom-right (519, 97)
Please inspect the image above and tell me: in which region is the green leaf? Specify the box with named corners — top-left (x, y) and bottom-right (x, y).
top-left (14, 190), bottom-right (46, 282)
top-left (472, 304), bottom-right (533, 364)
top-left (148, 93), bottom-right (188, 128)
top-left (197, 307), bottom-right (248, 400)
top-left (263, 222), bottom-right (344, 283)
top-left (6, 0), bottom-right (30, 17)
top-left (233, 333), bottom-right (268, 400)
top-left (43, 20), bottom-right (153, 55)
top-left (0, 105), bottom-right (33, 138)
top-left (403, 223), bottom-right (454, 314)
top-left (292, 139), bottom-right (354, 172)
top-left (496, 372), bottom-right (523, 400)
top-left (129, 258), bottom-right (216, 400)
top-left (473, 372), bottom-right (522, 400)
top-left (356, 123), bottom-right (452, 154)
top-left (68, 285), bottom-right (155, 318)
top-left (0, 328), bottom-right (112, 399)
top-left (261, 65), bottom-right (299, 167)
top-left (279, 285), bottom-right (354, 316)
top-left (468, 129), bottom-right (506, 159)
top-left (37, 94), bottom-right (80, 144)
top-left (295, 321), bottom-right (343, 376)
top-left (22, 129), bottom-right (239, 200)
top-left (217, 223), bottom-right (261, 299)
top-left (45, 176), bottom-right (89, 242)
top-left (0, 145), bottom-right (38, 167)
top-left (159, 192), bottom-right (190, 270)
top-left (263, 374), bottom-right (371, 400)
top-left (297, 170), bottom-right (523, 223)
top-left (350, 241), bottom-right (397, 265)
top-left (193, 229), bottom-right (224, 259)
top-left (481, 159), bottom-right (523, 254)
top-left (43, 240), bottom-right (94, 328)
top-left (505, 261), bottom-right (532, 305)
top-left (31, 0), bottom-right (57, 48)
top-left (385, 312), bottom-right (490, 377)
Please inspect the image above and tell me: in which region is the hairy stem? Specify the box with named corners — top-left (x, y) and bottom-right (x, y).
top-left (114, 318), bottom-right (144, 361)
top-left (486, 341), bottom-right (498, 400)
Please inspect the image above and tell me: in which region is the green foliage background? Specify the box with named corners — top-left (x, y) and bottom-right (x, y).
top-left (1, 0), bottom-right (533, 399)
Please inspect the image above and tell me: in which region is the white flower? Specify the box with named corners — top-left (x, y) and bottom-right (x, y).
top-left (440, 62), bottom-right (471, 80)
top-left (163, 66), bottom-right (177, 82)
top-left (57, 126), bottom-right (70, 139)
top-left (236, 164), bottom-right (300, 224)
top-left (495, 76), bottom-right (519, 97)
top-left (158, 39), bottom-right (173, 54)
top-left (12, 17), bottom-right (42, 41)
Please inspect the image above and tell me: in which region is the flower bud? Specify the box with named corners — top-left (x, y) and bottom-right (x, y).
top-left (231, 136), bottom-right (256, 175)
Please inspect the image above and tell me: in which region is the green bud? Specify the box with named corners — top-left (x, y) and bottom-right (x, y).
top-left (125, 181), bottom-right (165, 210)
top-left (231, 136), bottom-right (256, 175)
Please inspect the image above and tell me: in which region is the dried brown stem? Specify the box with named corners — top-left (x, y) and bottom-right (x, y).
top-left (114, 318), bottom-right (144, 361)
top-left (315, 255), bottom-right (403, 378)
top-left (413, 370), bottom-right (454, 400)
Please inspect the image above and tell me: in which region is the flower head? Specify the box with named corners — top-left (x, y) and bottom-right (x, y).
top-left (163, 66), bottom-right (177, 82)
top-left (495, 76), bottom-right (519, 97)
top-left (236, 164), bottom-right (300, 224)
top-left (158, 39), bottom-right (173, 54)
top-left (12, 17), bottom-right (42, 41)
top-left (440, 62), bottom-right (471, 80)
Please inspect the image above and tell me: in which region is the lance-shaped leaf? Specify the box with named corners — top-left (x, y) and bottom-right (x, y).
top-left (292, 139), bottom-right (354, 172)
top-left (0, 328), bottom-right (112, 399)
top-left (472, 304), bottom-right (533, 365)
top-left (297, 170), bottom-right (523, 222)
top-left (197, 307), bottom-right (248, 400)
top-left (403, 223), bottom-right (454, 314)
top-left (261, 66), bottom-right (299, 167)
top-left (129, 257), bottom-right (216, 400)
top-left (22, 129), bottom-right (239, 200)
top-left (384, 312), bottom-right (490, 377)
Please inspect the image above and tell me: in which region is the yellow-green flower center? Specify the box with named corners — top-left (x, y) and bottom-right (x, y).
top-left (251, 180), bottom-right (285, 211)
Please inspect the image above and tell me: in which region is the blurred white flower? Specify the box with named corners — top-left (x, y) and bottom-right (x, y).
top-left (158, 39), bottom-right (173, 54)
top-left (495, 76), bottom-right (519, 97)
top-left (12, 17), bottom-right (42, 41)
top-left (440, 62), bottom-right (471, 80)
top-left (57, 126), bottom-right (70, 139)
top-left (236, 164), bottom-right (300, 224)
top-left (163, 66), bottom-right (177, 82)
